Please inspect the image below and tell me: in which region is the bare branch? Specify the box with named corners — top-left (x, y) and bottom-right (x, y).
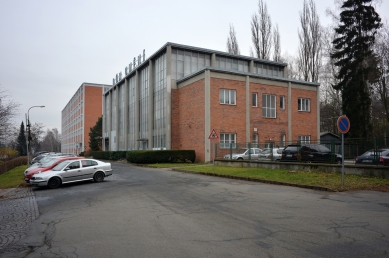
top-left (226, 24), bottom-right (240, 55)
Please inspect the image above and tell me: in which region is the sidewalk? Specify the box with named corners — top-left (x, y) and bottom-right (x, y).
top-left (0, 187), bottom-right (39, 250)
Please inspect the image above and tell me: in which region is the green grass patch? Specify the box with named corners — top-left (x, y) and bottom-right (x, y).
top-left (173, 165), bottom-right (389, 192)
top-left (0, 165), bottom-right (28, 189)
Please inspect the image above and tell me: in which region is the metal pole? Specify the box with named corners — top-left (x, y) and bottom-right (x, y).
top-left (342, 133), bottom-right (344, 187)
top-left (26, 105), bottom-right (45, 165)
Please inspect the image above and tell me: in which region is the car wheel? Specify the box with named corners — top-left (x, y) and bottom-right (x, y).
top-left (237, 158), bottom-right (243, 161)
top-left (93, 172), bottom-right (105, 182)
top-left (48, 177), bottom-right (61, 189)
top-left (336, 159), bottom-right (342, 164)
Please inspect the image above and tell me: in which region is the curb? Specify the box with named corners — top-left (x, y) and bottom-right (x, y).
top-left (171, 168), bottom-right (336, 192)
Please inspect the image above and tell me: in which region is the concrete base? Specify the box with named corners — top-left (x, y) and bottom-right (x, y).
top-left (215, 160), bottom-right (389, 179)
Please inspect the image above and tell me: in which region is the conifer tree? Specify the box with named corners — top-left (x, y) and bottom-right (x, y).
top-left (331, 0), bottom-right (381, 138)
top-left (16, 121), bottom-right (27, 156)
top-left (89, 117), bottom-right (102, 151)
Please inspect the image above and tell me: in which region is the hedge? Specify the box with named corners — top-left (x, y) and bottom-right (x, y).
top-left (126, 150), bottom-right (195, 164)
top-left (0, 156), bottom-right (28, 176)
top-left (91, 151), bottom-right (127, 161)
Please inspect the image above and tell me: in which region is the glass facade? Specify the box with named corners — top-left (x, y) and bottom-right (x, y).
top-left (118, 85), bottom-right (124, 150)
top-left (139, 66), bottom-right (149, 149)
top-left (127, 76), bottom-right (136, 150)
top-left (216, 56), bottom-right (249, 73)
top-left (153, 53), bottom-right (167, 149)
top-left (253, 62), bottom-right (284, 77)
top-left (171, 48), bottom-right (211, 79)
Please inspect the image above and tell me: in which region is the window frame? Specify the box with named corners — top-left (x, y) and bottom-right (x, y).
top-left (298, 98), bottom-right (310, 112)
top-left (220, 133), bottom-right (237, 149)
top-left (262, 94), bottom-right (276, 118)
top-left (220, 89), bottom-right (236, 105)
top-left (298, 135), bottom-right (310, 144)
top-left (280, 96), bottom-right (285, 110)
top-left (252, 93), bottom-right (258, 107)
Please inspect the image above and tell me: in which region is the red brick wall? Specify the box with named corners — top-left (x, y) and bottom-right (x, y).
top-left (250, 82), bottom-right (289, 144)
top-left (84, 86), bottom-right (103, 152)
top-left (291, 88), bottom-right (318, 141)
top-left (172, 79), bottom-right (205, 162)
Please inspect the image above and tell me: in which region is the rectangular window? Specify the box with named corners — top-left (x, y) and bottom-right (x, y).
top-left (280, 134), bottom-right (286, 147)
top-left (252, 134), bottom-right (259, 148)
top-left (262, 94), bottom-right (276, 118)
top-left (298, 98), bottom-right (310, 111)
top-left (280, 96), bottom-right (285, 110)
top-left (220, 133), bottom-right (236, 148)
top-left (252, 93), bottom-right (258, 107)
top-left (220, 89), bottom-right (236, 105)
top-left (298, 135), bottom-right (310, 144)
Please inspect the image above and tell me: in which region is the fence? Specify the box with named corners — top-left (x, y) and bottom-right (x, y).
top-left (215, 137), bottom-right (389, 165)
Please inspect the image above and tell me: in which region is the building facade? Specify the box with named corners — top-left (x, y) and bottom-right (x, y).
top-left (61, 83), bottom-right (111, 155)
top-left (103, 43), bottom-right (320, 162)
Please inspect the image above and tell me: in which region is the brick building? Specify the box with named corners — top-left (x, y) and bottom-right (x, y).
top-left (61, 83), bottom-right (111, 155)
top-left (103, 43), bottom-right (320, 162)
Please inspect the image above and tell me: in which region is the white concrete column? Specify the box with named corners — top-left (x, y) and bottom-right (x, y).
top-left (211, 53), bottom-right (216, 67)
top-left (205, 70), bottom-right (211, 162)
top-left (166, 45), bottom-right (172, 150)
top-left (246, 75), bottom-right (250, 142)
top-left (135, 70), bottom-right (140, 149)
top-left (288, 82), bottom-right (292, 143)
top-left (124, 79), bottom-right (129, 150)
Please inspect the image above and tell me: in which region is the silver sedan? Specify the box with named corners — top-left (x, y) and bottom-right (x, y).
top-left (30, 159), bottom-right (113, 189)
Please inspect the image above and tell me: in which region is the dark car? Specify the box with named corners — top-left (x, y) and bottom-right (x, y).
top-left (355, 149), bottom-right (389, 165)
top-left (281, 144), bottom-right (341, 163)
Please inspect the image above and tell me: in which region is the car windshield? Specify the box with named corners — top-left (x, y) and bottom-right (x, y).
top-left (236, 149), bottom-right (248, 154)
top-left (285, 146), bottom-right (298, 152)
top-left (40, 159), bottom-right (61, 168)
top-left (261, 149), bottom-right (271, 154)
top-left (52, 161), bottom-right (72, 171)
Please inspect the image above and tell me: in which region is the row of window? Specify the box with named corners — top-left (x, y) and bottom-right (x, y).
top-left (220, 133), bottom-right (311, 148)
top-left (220, 89), bottom-right (311, 118)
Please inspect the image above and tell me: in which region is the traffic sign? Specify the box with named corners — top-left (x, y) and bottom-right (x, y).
top-left (208, 129), bottom-right (218, 139)
top-left (337, 115), bottom-right (350, 134)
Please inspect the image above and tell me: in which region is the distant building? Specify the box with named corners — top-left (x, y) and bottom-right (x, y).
top-left (61, 83), bottom-right (111, 155)
top-left (103, 42), bottom-right (320, 162)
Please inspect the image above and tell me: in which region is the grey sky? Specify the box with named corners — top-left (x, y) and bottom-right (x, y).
top-left (0, 0), bottom-right (388, 134)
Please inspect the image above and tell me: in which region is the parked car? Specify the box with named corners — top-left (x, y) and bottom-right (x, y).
top-left (31, 153), bottom-right (76, 164)
top-left (29, 159), bottom-right (113, 189)
top-left (258, 148), bottom-right (284, 161)
top-left (223, 148), bottom-right (262, 160)
top-left (281, 144), bottom-right (341, 163)
top-left (24, 156), bottom-right (84, 183)
top-left (355, 149), bottom-right (389, 165)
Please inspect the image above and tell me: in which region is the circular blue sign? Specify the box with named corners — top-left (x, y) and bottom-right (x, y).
top-left (337, 115), bottom-right (350, 134)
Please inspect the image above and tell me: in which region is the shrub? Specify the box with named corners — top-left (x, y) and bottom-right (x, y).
top-left (90, 151), bottom-right (127, 161)
top-left (0, 156), bottom-right (28, 176)
top-left (79, 152), bottom-right (84, 156)
top-left (0, 147), bottom-right (19, 162)
top-left (126, 150), bottom-right (196, 164)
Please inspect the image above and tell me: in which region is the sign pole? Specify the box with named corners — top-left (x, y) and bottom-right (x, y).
top-left (337, 115), bottom-right (350, 188)
top-left (342, 133), bottom-right (344, 187)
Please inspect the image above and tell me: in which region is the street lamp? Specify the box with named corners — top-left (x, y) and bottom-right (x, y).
top-left (26, 105), bottom-right (45, 165)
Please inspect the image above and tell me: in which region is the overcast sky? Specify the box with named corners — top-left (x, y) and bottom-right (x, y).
top-left (0, 0), bottom-right (388, 135)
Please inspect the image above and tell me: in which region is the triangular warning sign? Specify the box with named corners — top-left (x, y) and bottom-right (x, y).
top-left (208, 129), bottom-right (218, 139)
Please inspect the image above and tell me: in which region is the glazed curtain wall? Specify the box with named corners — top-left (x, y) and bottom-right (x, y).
top-left (153, 53), bottom-right (167, 149)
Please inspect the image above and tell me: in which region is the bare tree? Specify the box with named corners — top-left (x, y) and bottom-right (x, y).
top-left (226, 24), bottom-right (240, 55)
top-left (251, 0), bottom-right (272, 59)
top-left (41, 128), bottom-right (61, 152)
top-left (297, 0), bottom-right (322, 82)
top-left (273, 24), bottom-right (281, 62)
top-left (0, 88), bottom-right (20, 145)
top-left (282, 52), bottom-right (301, 80)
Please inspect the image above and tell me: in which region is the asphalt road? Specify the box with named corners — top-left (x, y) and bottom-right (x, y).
top-left (1, 162), bottom-right (389, 258)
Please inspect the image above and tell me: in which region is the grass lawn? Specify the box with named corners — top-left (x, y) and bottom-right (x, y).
top-left (0, 165), bottom-right (28, 189)
top-left (157, 164), bottom-right (389, 192)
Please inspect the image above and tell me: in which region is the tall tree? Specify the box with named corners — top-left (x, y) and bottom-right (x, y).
top-left (16, 121), bottom-right (27, 156)
top-left (89, 117), bottom-right (102, 151)
top-left (0, 88), bottom-right (20, 144)
top-left (226, 24), bottom-right (240, 55)
top-left (251, 0), bottom-right (272, 59)
top-left (331, 0), bottom-right (382, 138)
top-left (297, 0), bottom-right (322, 82)
top-left (40, 128), bottom-right (61, 152)
top-left (273, 24), bottom-right (281, 62)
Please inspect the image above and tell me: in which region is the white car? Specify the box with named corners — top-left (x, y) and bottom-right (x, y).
top-left (223, 148), bottom-right (262, 160)
top-left (30, 159), bottom-right (113, 189)
top-left (258, 148), bottom-right (284, 161)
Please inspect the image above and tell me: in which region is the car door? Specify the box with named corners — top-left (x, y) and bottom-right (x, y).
top-left (80, 160), bottom-right (98, 179)
top-left (61, 161), bottom-right (83, 182)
